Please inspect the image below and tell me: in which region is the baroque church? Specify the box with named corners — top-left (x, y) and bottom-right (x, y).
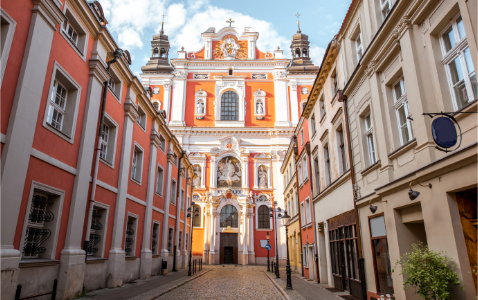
top-left (140, 21), bottom-right (318, 265)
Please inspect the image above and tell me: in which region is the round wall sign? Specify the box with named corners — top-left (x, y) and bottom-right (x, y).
top-left (432, 116), bottom-right (457, 149)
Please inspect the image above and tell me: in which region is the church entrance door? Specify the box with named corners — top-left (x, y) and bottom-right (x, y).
top-left (220, 233), bottom-right (238, 264)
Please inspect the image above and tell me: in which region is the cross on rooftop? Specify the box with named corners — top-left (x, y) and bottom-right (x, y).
top-left (161, 13), bottom-right (166, 22)
top-left (296, 12), bottom-right (301, 33)
top-left (227, 18), bottom-right (234, 27)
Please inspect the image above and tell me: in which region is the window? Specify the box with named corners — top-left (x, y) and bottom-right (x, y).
top-left (392, 77), bottom-right (413, 145)
top-left (63, 21), bottom-right (78, 46)
top-left (220, 91), bottom-right (239, 121)
top-left (336, 127), bottom-right (347, 175)
top-left (314, 156), bottom-right (320, 193)
top-left (324, 145), bottom-right (331, 186)
top-left (156, 165), bottom-right (164, 196)
top-left (159, 135), bottom-right (166, 153)
top-left (300, 203), bottom-right (305, 225)
top-left (220, 205), bottom-right (238, 228)
top-left (125, 215), bottom-right (137, 256)
top-left (305, 198), bottom-right (311, 224)
top-left (87, 206), bottom-right (108, 258)
top-left (298, 163), bottom-right (303, 183)
top-left (440, 15), bottom-right (476, 110)
top-left (370, 216), bottom-right (394, 294)
top-left (137, 105), bottom-right (147, 130)
top-left (301, 101), bottom-right (307, 113)
top-left (152, 222), bottom-right (160, 255)
top-left (302, 156), bottom-right (308, 180)
top-left (303, 246), bottom-right (308, 268)
top-left (1, 9), bottom-right (16, 84)
top-left (294, 193), bottom-right (298, 217)
top-left (380, 0), bottom-right (391, 21)
top-left (193, 204), bottom-right (201, 227)
top-left (131, 145), bottom-right (144, 183)
top-left (43, 63), bottom-right (81, 143)
top-left (108, 69), bottom-right (122, 101)
top-left (228, 68), bottom-right (233, 75)
top-left (364, 114), bottom-right (377, 165)
top-left (310, 114), bottom-right (316, 136)
top-left (319, 95), bottom-right (326, 119)
top-left (300, 129), bottom-right (304, 145)
top-left (168, 227), bottom-right (174, 254)
top-left (329, 224), bottom-right (359, 280)
top-left (331, 70), bottom-right (338, 96)
top-left (171, 179), bottom-right (177, 205)
top-left (355, 32), bottom-right (363, 61)
top-left (258, 205), bottom-right (270, 229)
top-left (61, 6), bottom-right (88, 58)
top-left (180, 189), bottom-right (184, 210)
top-left (23, 193), bottom-right (55, 258)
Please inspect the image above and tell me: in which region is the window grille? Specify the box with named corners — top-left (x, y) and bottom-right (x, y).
top-left (220, 91), bottom-right (239, 121)
top-left (87, 209), bottom-right (103, 255)
top-left (152, 224), bottom-right (159, 254)
top-left (220, 205), bottom-right (238, 228)
top-left (168, 228), bottom-right (173, 253)
top-left (47, 81), bottom-right (68, 131)
top-left (258, 206), bottom-right (270, 229)
top-left (125, 219), bottom-right (135, 255)
top-left (23, 195), bottom-right (54, 258)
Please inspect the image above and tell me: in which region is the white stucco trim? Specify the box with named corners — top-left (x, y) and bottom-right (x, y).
top-left (255, 202), bottom-right (273, 230)
top-left (31, 148), bottom-right (77, 175)
top-left (0, 8), bottom-right (16, 85)
top-left (126, 194), bottom-right (146, 206)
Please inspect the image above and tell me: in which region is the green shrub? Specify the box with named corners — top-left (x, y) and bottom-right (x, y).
top-left (393, 242), bottom-right (463, 300)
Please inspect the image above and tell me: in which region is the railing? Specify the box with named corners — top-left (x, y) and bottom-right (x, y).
top-left (15, 279), bottom-right (57, 300)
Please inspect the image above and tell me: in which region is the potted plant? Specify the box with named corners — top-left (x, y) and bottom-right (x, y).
top-left (393, 242), bottom-right (463, 300)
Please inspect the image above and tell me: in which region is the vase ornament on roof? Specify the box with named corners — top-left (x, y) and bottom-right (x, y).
top-left (214, 35), bottom-right (247, 59)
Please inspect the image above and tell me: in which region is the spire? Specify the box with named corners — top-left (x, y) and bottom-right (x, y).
top-left (296, 13), bottom-right (301, 33)
top-left (160, 13), bottom-right (166, 34)
top-left (141, 12), bottom-right (173, 74)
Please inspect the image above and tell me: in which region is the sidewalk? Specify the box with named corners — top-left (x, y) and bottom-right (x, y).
top-left (82, 267), bottom-right (209, 300)
top-left (265, 267), bottom-right (354, 300)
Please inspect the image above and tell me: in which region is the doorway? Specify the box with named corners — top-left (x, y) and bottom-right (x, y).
top-left (220, 233), bottom-right (238, 264)
top-left (224, 247), bottom-right (234, 264)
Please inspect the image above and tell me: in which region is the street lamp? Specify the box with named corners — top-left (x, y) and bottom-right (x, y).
top-left (266, 231), bottom-right (270, 272)
top-left (269, 202), bottom-right (282, 278)
top-left (187, 199), bottom-right (196, 276)
top-left (280, 210), bottom-right (293, 290)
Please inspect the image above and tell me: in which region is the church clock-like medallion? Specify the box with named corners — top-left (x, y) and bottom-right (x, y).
top-left (214, 35), bottom-right (247, 59)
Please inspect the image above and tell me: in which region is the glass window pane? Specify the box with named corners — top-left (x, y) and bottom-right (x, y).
top-left (464, 48), bottom-right (475, 74)
top-left (443, 26), bottom-right (455, 52)
top-left (398, 106), bottom-right (410, 143)
top-left (370, 215), bottom-right (387, 237)
top-left (372, 238), bottom-right (394, 294)
top-left (456, 16), bottom-right (466, 40)
top-left (394, 82), bottom-right (402, 99)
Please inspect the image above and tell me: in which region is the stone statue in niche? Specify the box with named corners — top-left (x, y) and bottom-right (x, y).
top-left (196, 101), bottom-right (205, 114)
top-left (256, 101), bottom-right (264, 114)
top-left (258, 165), bottom-right (267, 188)
top-left (193, 165), bottom-right (201, 186)
top-left (217, 156), bottom-right (242, 188)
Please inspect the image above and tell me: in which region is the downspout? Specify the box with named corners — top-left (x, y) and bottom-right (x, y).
top-left (173, 150), bottom-right (186, 271)
top-left (84, 49), bottom-right (123, 259)
top-left (292, 136), bottom-right (305, 277)
top-left (305, 142), bottom-right (320, 283)
top-left (181, 166), bottom-right (190, 268)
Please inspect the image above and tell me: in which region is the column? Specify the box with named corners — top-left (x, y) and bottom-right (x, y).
top-left (242, 155), bottom-right (249, 188)
top-left (139, 121), bottom-right (160, 279)
top-left (273, 69), bottom-right (291, 127)
top-left (169, 67), bottom-right (187, 126)
top-left (203, 206), bottom-right (210, 263)
top-left (210, 156), bottom-right (217, 188)
top-left (204, 37), bottom-right (212, 60)
top-left (289, 81), bottom-right (299, 125)
top-left (1, 2), bottom-right (65, 298)
top-left (174, 160), bottom-right (183, 271)
top-left (248, 207), bottom-right (255, 264)
top-left (209, 207), bottom-right (217, 264)
top-left (242, 208), bottom-right (248, 265)
top-left (272, 153), bottom-right (286, 262)
top-left (160, 151), bottom-right (174, 264)
top-left (162, 81), bottom-right (172, 123)
top-left (107, 100), bottom-right (138, 287)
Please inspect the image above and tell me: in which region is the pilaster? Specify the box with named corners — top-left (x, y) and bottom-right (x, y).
top-left (160, 151), bottom-right (174, 268)
top-left (169, 68), bottom-right (187, 126)
top-left (162, 81), bottom-right (172, 123)
top-left (289, 81), bottom-right (299, 125)
top-left (273, 70), bottom-right (291, 127)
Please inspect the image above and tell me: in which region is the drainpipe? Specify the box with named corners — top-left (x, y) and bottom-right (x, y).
top-left (292, 136), bottom-right (305, 278)
top-left (305, 142), bottom-right (320, 283)
top-left (84, 49), bottom-right (123, 260)
top-left (173, 150), bottom-right (186, 271)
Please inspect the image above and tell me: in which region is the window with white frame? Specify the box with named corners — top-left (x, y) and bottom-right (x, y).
top-left (131, 144), bottom-right (144, 183)
top-left (125, 215), bottom-right (137, 256)
top-left (300, 129), bottom-right (304, 145)
top-left (303, 245), bottom-right (308, 268)
top-left (61, 6), bottom-right (88, 58)
top-left (1, 9), bottom-right (16, 84)
top-left (152, 222), bottom-right (160, 255)
top-left (302, 155), bottom-right (308, 180)
top-left (295, 193), bottom-right (298, 217)
top-left (314, 156), bottom-right (320, 193)
top-left (324, 144), bottom-right (331, 186)
top-left (99, 124), bottom-right (109, 161)
top-left (305, 198), bottom-right (311, 224)
top-left (159, 135), bottom-right (166, 153)
top-left (364, 114), bottom-right (377, 165)
top-left (179, 230), bottom-right (182, 251)
top-left (310, 114), bottom-right (316, 136)
top-left (185, 233), bottom-right (188, 250)
top-left (440, 14), bottom-right (476, 110)
top-left (180, 189), bottom-right (184, 210)
top-left (43, 63), bottom-right (81, 143)
top-left (298, 162), bottom-right (303, 183)
top-left (171, 179), bottom-right (177, 205)
top-left (99, 115), bottom-right (118, 166)
top-left (137, 105), bottom-right (147, 130)
top-left (168, 227), bottom-right (174, 254)
top-left (258, 205), bottom-right (271, 229)
top-left (108, 69), bottom-right (122, 101)
top-left (355, 32), bottom-right (363, 62)
top-left (63, 21), bottom-right (78, 46)
top-left (380, 0), bottom-right (392, 21)
top-left (300, 202), bottom-right (305, 225)
top-left (336, 126), bottom-right (347, 175)
top-left (392, 77), bottom-right (414, 145)
top-left (156, 165), bottom-right (164, 196)
top-left (319, 95), bottom-right (326, 119)
top-left (87, 206), bottom-right (107, 257)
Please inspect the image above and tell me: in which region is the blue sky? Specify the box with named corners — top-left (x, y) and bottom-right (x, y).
top-left (100, 0), bottom-right (351, 76)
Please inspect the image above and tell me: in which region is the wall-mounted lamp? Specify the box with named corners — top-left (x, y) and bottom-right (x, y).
top-left (317, 224), bottom-right (323, 232)
top-left (408, 181), bottom-right (432, 201)
top-left (369, 199), bottom-right (378, 214)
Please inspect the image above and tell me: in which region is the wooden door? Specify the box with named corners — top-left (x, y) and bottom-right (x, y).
top-left (233, 247), bottom-right (238, 264)
top-left (220, 247), bottom-right (225, 264)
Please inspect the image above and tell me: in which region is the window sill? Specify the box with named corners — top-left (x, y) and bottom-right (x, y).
top-left (131, 178), bottom-right (142, 186)
top-left (319, 113), bottom-right (327, 125)
top-left (60, 30), bottom-right (86, 62)
top-left (136, 122), bottom-right (147, 133)
top-left (311, 131), bottom-right (317, 141)
top-left (125, 256), bottom-right (137, 260)
top-left (86, 257), bottom-right (106, 264)
top-left (152, 254), bottom-right (161, 258)
top-left (100, 157), bottom-right (114, 169)
top-left (155, 192), bottom-right (164, 198)
top-left (388, 139), bottom-right (417, 160)
top-left (108, 88), bottom-right (121, 104)
top-left (331, 91), bottom-right (339, 106)
top-left (256, 228), bottom-right (272, 231)
top-left (361, 160), bottom-right (381, 176)
top-left (19, 259), bottom-right (59, 268)
top-left (43, 122), bottom-right (74, 144)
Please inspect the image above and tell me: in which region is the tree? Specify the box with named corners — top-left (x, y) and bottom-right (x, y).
top-left (393, 243), bottom-right (463, 300)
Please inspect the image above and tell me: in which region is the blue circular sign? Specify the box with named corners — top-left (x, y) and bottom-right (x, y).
top-left (432, 116), bottom-right (457, 149)
top-left (265, 244), bottom-right (271, 250)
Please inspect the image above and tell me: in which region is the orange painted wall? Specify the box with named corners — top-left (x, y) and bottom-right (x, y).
top-left (187, 47), bottom-right (205, 60)
top-left (150, 85), bottom-right (165, 110)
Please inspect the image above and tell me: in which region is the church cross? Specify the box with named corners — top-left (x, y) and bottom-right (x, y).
top-left (295, 12), bottom-right (301, 33)
top-left (227, 18), bottom-right (234, 27)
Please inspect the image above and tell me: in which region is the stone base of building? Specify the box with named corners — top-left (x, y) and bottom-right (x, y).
top-left (107, 250), bottom-right (125, 287)
top-left (57, 249), bottom-right (85, 300)
top-left (1, 268), bottom-right (20, 300)
top-left (139, 250), bottom-right (152, 279)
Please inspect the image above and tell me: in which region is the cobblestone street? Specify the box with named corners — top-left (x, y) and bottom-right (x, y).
top-left (158, 265), bottom-right (286, 300)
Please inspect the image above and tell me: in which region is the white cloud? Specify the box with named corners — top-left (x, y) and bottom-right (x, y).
top-left (118, 29), bottom-right (144, 49)
top-left (309, 45), bottom-right (326, 66)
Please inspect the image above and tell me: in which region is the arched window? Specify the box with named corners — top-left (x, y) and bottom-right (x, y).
top-left (193, 204), bottom-right (201, 227)
top-left (295, 48), bottom-right (301, 58)
top-left (220, 91), bottom-right (239, 121)
top-left (220, 205), bottom-right (238, 228)
top-left (302, 48), bottom-right (308, 57)
top-left (258, 205), bottom-right (270, 229)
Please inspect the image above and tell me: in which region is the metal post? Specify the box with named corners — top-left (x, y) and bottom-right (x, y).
top-left (274, 207), bottom-right (280, 278)
top-left (267, 246), bottom-right (270, 272)
top-left (15, 285), bottom-right (21, 300)
top-left (51, 279), bottom-right (58, 300)
top-left (285, 226), bottom-right (293, 290)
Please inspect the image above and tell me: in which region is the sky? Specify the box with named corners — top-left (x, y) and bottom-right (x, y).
top-left (99, 0), bottom-right (351, 76)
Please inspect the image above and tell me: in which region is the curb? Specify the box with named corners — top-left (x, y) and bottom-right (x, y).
top-left (263, 271), bottom-right (292, 300)
top-left (150, 269), bottom-right (211, 299)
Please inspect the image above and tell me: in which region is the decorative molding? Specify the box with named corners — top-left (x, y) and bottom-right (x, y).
top-left (251, 74), bottom-right (267, 79)
top-left (89, 59), bottom-right (110, 83)
top-left (31, 148), bottom-right (77, 175)
top-left (272, 70), bottom-right (287, 80)
top-left (124, 102), bottom-right (139, 122)
top-left (32, 0), bottom-right (66, 31)
top-left (193, 74), bottom-right (209, 79)
top-left (173, 69), bottom-right (188, 79)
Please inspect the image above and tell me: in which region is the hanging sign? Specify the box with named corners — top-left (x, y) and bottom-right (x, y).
top-left (425, 113), bottom-right (462, 153)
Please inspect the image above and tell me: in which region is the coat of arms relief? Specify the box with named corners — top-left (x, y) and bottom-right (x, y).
top-left (214, 35), bottom-right (247, 59)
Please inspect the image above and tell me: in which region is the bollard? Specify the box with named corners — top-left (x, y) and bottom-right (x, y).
top-left (51, 279), bottom-right (58, 300)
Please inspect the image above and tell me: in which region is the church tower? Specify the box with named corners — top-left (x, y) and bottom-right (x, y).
top-left (289, 20), bottom-right (319, 74)
top-left (141, 21), bottom-right (174, 74)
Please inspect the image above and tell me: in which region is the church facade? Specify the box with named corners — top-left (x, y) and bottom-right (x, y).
top-left (141, 24), bottom-right (318, 265)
